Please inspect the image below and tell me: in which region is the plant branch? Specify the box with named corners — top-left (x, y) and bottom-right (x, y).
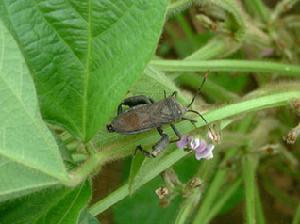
top-left (150, 59), bottom-right (300, 76)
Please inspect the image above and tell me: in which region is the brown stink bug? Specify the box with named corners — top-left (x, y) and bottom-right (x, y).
top-left (106, 90), bottom-right (209, 157)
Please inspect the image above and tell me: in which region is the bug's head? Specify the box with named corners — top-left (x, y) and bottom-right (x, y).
top-left (178, 103), bottom-right (188, 115)
top-left (106, 123), bottom-right (115, 133)
top-left (169, 97), bottom-right (188, 117)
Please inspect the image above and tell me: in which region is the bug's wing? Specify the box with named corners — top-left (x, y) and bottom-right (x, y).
top-left (112, 102), bottom-right (175, 134)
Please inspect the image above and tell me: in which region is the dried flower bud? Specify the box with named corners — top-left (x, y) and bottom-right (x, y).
top-left (189, 177), bottom-right (202, 188)
top-left (285, 123), bottom-right (300, 144)
top-left (155, 187), bottom-right (169, 200)
top-left (291, 100), bottom-right (300, 116)
top-left (208, 128), bottom-right (221, 144)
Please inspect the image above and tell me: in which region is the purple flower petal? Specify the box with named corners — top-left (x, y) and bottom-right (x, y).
top-left (176, 135), bottom-right (216, 161)
top-left (202, 144), bottom-right (215, 159)
top-left (195, 143), bottom-right (215, 160)
top-left (176, 135), bottom-right (193, 149)
top-left (190, 138), bottom-right (200, 150)
top-left (194, 140), bottom-right (207, 152)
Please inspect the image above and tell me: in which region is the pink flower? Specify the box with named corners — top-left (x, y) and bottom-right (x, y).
top-left (176, 135), bottom-right (193, 149)
top-left (194, 141), bottom-right (214, 160)
top-left (176, 135), bottom-right (215, 160)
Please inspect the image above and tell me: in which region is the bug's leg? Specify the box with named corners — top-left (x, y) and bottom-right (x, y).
top-left (163, 90), bottom-right (167, 99)
top-left (117, 103), bottom-right (124, 115)
top-left (151, 133), bottom-right (169, 157)
top-left (134, 127), bottom-right (167, 158)
top-left (164, 90), bottom-right (176, 98)
top-left (135, 145), bottom-right (154, 158)
top-left (171, 91), bottom-right (177, 98)
top-left (170, 124), bottom-right (182, 143)
top-left (123, 95), bottom-right (154, 106)
top-left (157, 126), bottom-right (164, 135)
top-left (117, 95), bottom-right (154, 115)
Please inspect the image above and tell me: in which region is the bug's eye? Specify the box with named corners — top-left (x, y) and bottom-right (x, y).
top-left (106, 124), bottom-right (115, 132)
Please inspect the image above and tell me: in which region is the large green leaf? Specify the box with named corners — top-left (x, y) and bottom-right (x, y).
top-left (0, 20), bottom-right (68, 201)
top-left (38, 181), bottom-right (91, 224)
top-left (0, 0), bottom-right (168, 141)
top-left (0, 181), bottom-right (91, 224)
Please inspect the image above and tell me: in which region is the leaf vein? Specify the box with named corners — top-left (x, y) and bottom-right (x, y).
top-left (31, 0), bottom-right (84, 65)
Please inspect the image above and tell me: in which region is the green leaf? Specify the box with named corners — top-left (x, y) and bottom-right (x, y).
top-left (0, 181), bottom-right (91, 224)
top-left (0, 0), bottom-right (168, 141)
top-left (0, 20), bottom-right (68, 201)
top-left (128, 153), bottom-right (145, 194)
top-left (40, 182), bottom-right (92, 224)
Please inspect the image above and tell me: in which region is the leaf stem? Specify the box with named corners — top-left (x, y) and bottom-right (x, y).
top-left (293, 201), bottom-right (300, 224)
top-left (150, 59), bottom-right (300, 76)
top-left (244, 0), bottom-right (270, 23)
top-left (271, 0), bottom-right (300, 22)
top-left (242, 153), bottom-right (257, 224)
top-left (167, 0), bottom-right (193, 17)
top-left (206, 178), bottom-right (242, 222)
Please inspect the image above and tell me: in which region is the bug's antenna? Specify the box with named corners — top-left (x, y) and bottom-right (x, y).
top-left (186, 109), bottom-right (212, 132)
top-left (187, 109), bottom-right (207, 124)
top-left (187, 72), bottom-right (208, 108)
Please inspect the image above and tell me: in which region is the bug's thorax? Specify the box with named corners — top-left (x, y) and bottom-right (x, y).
top-left (164, 96), bottom-right (187, 121)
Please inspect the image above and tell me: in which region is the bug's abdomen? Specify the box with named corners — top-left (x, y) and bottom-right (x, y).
top-left (111, 102), bottom-right (175, 134)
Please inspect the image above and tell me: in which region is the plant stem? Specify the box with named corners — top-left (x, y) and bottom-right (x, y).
top-left (185, 37), bottom-right (240, 60)
top-left (244, 0), bottom-right (270, 23)
top-left (271, 0), bottom-right (300, 22)
top-left (242, 153), bottom-right (257, 224)
top-left (293, 201), bottom-right (300, 224)
top-left (167, 0), bottom-right (193, 17)
top-left (192, 158), bottom-right (229, 224)
top-left (176, 14), bottom-right (198, 50)
top-left (255, 183), bottom-right (266, 224)
top-left (150, 59), bottom-right (300, 76)
top-left (89, 183), bottom-right (129, 216)
top-left (205, 178), bottom-right (242, 222)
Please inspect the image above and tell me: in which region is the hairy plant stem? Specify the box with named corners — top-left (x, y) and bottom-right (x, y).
top-left (150, 59), bottom-right (300, 76)
top-left (243, 0), bottom-right (270, 23)
top-left (271, 0), bottom-right (300, 22)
